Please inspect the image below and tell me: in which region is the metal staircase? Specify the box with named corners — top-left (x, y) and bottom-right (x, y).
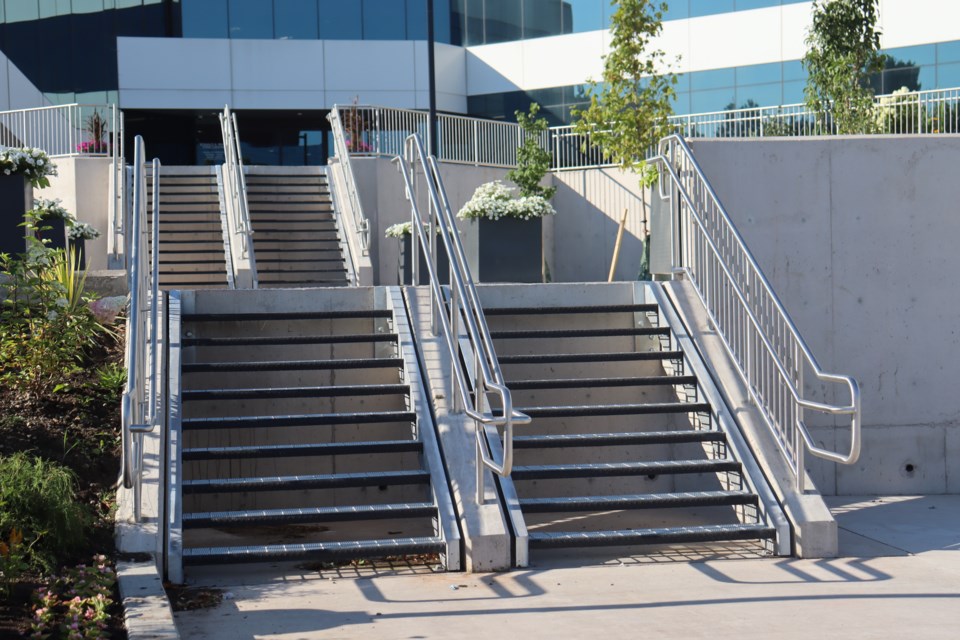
top-left (147, 167), bottom-right (232, 290)
top-left (478, 283), bottom-right (788, 560)
top-left (246, 168), bottom-right (350, 288)
top-left (167, 288), bottom-right (459, 578)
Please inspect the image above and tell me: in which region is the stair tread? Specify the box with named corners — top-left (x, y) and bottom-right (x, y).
top-left (181, 409), bottom-right (416, 429)
top-left (491, 327), bottom-right (670, 339)
top-left (513, 430), bottom-right (726, 448)
top-left (183, 383), bottom-right (408, 400)
top-left (519, 402), bottom-right (711, 418)
top-left (183, 469), bottom-right (430, 492)
top-left (485, 304), bottom-right (659, 316)
top-left (182, 536), bottom-right (444, 564)
top-left (508, 375), bottom-right (699, 389)
top-left (528, 523), bottom-right (775, 548)
top-left (183, 439), bottom-right (421, 460)
top-left (183, 333), bottom-right (397, 347)
top-left (181, 358), bottom-right (403, 372)
top-left (183, 310), bottom-right (390, 321)
top-left (513, 458), bottom-right (741, 479)
top-left (183, 502), bottom-right (436, 527)
top-left (500, 351), bottom-right (684, 364)
top-left (520, 490), bottom-right (758, 512)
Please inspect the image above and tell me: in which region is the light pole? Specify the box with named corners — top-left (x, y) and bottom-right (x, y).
top-left (427, 0), bottom-right (438, 157)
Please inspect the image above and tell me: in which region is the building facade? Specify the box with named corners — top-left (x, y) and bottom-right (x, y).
top-left (0, 0), bottom-right (957, 164)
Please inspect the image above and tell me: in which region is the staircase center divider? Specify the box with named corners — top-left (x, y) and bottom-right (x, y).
top-left (120, 135), bottom-right (164, 522)
top-left (327, 106), bottom-right (371, 254)
top-left (393, 133), bottom-right (531, 502)
top-left (219, 105), bottom-right (257, 288)
top-left (651, 134), bottom-right (861, 492)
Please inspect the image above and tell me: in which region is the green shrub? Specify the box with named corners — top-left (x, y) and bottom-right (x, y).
top-left (0, 453), bottom-right (88, 572)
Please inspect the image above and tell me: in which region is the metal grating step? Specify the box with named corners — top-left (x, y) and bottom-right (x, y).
top-left (512, 458), bottom-right (741, 480)
top-left (499, 351), bottom-right (684, 365)
top-left (519, 490), bottom-right (758, 513)
top-left (512, 430), bottom-right (726, 449)
top-left (519, 402), bottom-right (712, 418)
top-left (183, 439), bottom-right (422, 461)
top-left (182, 383), bottom-right (409, 401)
top-left (182, 333), bottom-right (397, 347)
top-left (528, 523), bottom-right (776, 549)
top-left (508, 375), bottom-right (699, 390)
top-left (183, 310), bottom-right (391, 321)
top-left (490, 327), bottom-right (670, 339)
top-left (182, 469), bottom-right (430, 493)
top-left (484, 304), bottom-right (659, 316)
top-left (183, 536), bottom-right (445, 565)
top-left (183, 502), bottom-right (437, 529)
top-left (181, 410), bottom-right (416, 430)
top-left (181, 358), bottom-right (404, 373)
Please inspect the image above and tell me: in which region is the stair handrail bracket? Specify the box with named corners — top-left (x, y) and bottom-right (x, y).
top-left (393, 134), bottom-right (530, 503)
top-left (120, 135), bottom-right (164, 522)
top-left (219, 105), bottom-right (257, 288)
top-left (328, 106), bottom-right (371, 255)
top-left (652, 134), bottom-right (861, 492)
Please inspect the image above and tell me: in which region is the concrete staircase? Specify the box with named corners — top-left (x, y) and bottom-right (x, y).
top-left (477, 283), bottom-right (785, 559)
top-left (246, 168), bottom-right (349, 288)
top-left (148, 167), bottom-right (231, 290)
top-left (173, 288), bottom-right (459, 573)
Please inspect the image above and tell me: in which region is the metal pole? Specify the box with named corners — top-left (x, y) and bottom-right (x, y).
top-left (427, 0), bottom-right (438, 157)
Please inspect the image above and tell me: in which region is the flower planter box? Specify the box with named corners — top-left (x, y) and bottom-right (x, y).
top-left (399, 235), bottom-right (449, 285)
top-left (68, 239), bottom-right (87, 270)
top-left (36, 217), bottom-right (67, 252)
top-left (478, 217), bottom-right (542, 283)
top-left (0, 174), bottom-right (31, 256)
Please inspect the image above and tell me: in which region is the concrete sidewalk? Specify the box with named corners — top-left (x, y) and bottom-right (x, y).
top-left (174, 496), bottom-right (960, 640)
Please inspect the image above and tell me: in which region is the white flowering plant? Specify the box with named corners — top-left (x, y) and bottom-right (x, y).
top-left (0, 147), bottom-right (57, 188)
top-left (67, 222), bottom-right (100, 241)
top-left (28, 198), bottom-right (72, 222)
top-left (385, 222), bottom-right (412, 238)
top-left (456, 180), bottom-right (556, 222)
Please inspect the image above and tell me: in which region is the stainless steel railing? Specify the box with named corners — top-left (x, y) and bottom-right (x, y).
top-left (219, 105), bottom-right (257, 287)
top-left (652, 134), bottom-right (861, 492)
top-left (120, 135), bottom-right (163, 521)
top-left (394, 134), bottom-right (530, 501)
top-left (328, 106), bottom-right (371, 254)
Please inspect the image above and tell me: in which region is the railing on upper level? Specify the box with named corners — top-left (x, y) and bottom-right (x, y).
top-left (393, 133), bottom-right (530, 502)
top-left (651, 134), bottom-right (861, 492)
top-left (120, 135), bottom-right (163, 522)
top-left (219, 105), bottom-right (257, 288)
top-left (328, 106), bottom-right (371, 255)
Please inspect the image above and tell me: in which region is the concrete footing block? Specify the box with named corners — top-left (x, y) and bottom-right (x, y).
top-left (118, 559), bottom-right (180, 640)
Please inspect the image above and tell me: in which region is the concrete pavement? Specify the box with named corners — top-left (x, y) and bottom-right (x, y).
top-left (173, 495), bottom-right (960, 640)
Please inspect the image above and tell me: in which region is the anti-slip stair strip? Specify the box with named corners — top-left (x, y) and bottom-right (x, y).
top-left (183, 502), bottom-right (437, 528)
top-left (519, 490), bottom-right (758, 513)
top-left (512, 430), bottom-right (725, 448)
top-left (499, 351), bottom-right (684, 365)
top-left (183, 310), bottom-right (391, 321)
top-left (182, 537), bottom-right (445, 565)
top-left (490, 327), bottom-right (671, 339)
top-left (484, 303), bottom-right (659, 315)
top-left (182, 333), bottom-right (397, 347)
top-left (512, 458), bottom-right (741, 480)
top-left (507, 375), bottom-right (699, 389)
top-left (519, 402), bottom-right (712, 418)
top-left (527, 524), bottom-right (775, 549)
top-left (182, 439), bottom-right (422, 460)
top-left (182, 469), bottom-right (430, 493)
top-left (181, 358), bottom-right (404, 372)
top-left (181, 410), bottom-right (416, 429)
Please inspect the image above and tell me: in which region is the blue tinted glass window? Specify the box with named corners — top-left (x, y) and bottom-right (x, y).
top-left (363, 0), bottom-right (405, 39)
top-left (937, 62), bottom-right (960, 89)
top-left (73, 0), bottom-right (104, 14)
top-left (884, 44), bottom-right (936, 67)
top-left (564, 0), bottom-right (602, 33)
top-left (275, 0), bottom-right (318, 39)
top-left (689, 0), bottom-right (733, 18)
top-left (782, 60), bottom-right (806, 81)
top-left (734, 0), bottom-right (778, 10)
top-left (917, 65), bottom-right (935, 92)
top-left (5, 0), bottom-right (38, 22)
top-left (736, 61), bottom-right (781, 86)
top-left (433, 0), bottom-right (451, 43)
top-left (690, 88), bottom-right (736, 113)
top-left (690, 68), bottom-right (735, 91)
top-left (736, 82), bottom-right (781, 107)
top-left (319, 0), bottom-right (362, 39)
top-left (661, 1), bottom-right (689, 21)
top-left (674, 73), bottom-right (690, 92)
top-left (672, 91), bottom-right (691, 115)
top-left (937, 40), bottom-right (960, 65)
top-left (406, 0), bottom-right (427, 40)
top-left (881, 65), bottom-right (921, 93)
top-left (524, 0), bottom-right (562, 40)
top-left (485, 0), bottom-right (521, 44)
top-left (182, 0), bottom-right (228, 38)
top-left (228, 0), bottom-right (273, 38)
top-left (782, 79), bottom-right (804, 104)
top-left (464, 0), bottom-right (483, 44)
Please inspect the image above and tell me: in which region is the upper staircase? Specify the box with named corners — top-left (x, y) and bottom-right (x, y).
top-left (245, 168), bottom-right (350, 288)
top-left (147, 167), bottom-right (231, 290)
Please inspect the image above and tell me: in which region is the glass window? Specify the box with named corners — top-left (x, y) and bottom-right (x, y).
top-left (363, 0), bottom-right (405, 39)
top-left (937, 62), bottom-right (960, 89)
top-left (782, 80), bottom-right (805, 104)
top-left (116, 0), bottom-right (144, 8)
top-left (5, 0), bottom-right (39, 23)
top-left (228, 0), bottom-right (273, 39)
top-left (181, 0), bottom-right (228, 38)
top-left (524, 0), bottom-right (562, 40)
top-left (406, 0), bottom-right (427, 40)
top-left (661, 1), bottom-right (689, 22)
top-left (484, 0), bottom-right (521, 44)
top-left (734, 0), bottom-right (779, 10)
top-left (689, 0), bottom-right (733, 18)
top-left (690, 88), bottom-right (736, 113)
top-left (690, 67), bottom-right (735, 91)
top-left (564, 0), bottom-right (602, 33)
top-left (671, 91), bottom-right (691, 115)
top-left (674, 73), bottom-right (690, 93)
top-left (736, 61), bottom-right (781, 86)
top-left (433, 0), bottom-right (451, 43)
top-left (72, 0), bottom-right (104, 14)
top-left (275, 0), bottom-right (318, 40)
top-left (462, 0), bottom-right (483, 45)
top-left (318, 0), bottom-right (362, 39)
top-left (736, 82), bottom-right (781, 108)
top-left (937, 40), bottom-right (960, 65)
top-left (782, 60), bottom-right (806, 82)
top-left (883, 43), bottom-right (936, 68)
top-left (917, 65), bottom-right (935, 92)
top-left (882, 65), bottom-right (921, 93)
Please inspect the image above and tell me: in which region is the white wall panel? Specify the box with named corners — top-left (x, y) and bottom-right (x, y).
top-left (118, 38), bottom-right (230, 91)
top-left (879, 0), bottom-right (960, 49)
top-left (119, 89), bottom-right (233, 110)
top-left (230, 40), bottom-right (325, 92)
top-left (231, 90), bottom-right (326, 110)
top-left (323, 41), bottom-right (417, 92)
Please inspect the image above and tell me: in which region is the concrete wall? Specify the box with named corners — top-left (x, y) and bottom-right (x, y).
top-left (43, 157), bottom-right (113, 271)
top-left (689, 136), bottom-right (960, 495)
top-left (0, 49), bottom-right (48, 110)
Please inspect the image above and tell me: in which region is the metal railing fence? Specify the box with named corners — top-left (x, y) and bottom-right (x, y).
top-left (652, 134), bottom-right (860, 491)
top-left (327, 106), bottom-right (371, 253)
top-left (0, 103), bottom-right (118, 157)
top-left (393, 133), bottom-right (530, 501)
top-left (120, 135), bottom-right (163, 521)
top-left (219, 105), bottom-right (257, 286)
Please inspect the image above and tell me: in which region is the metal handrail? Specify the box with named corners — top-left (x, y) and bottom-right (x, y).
top-left (328, 106), bottom-right (370, 253)
top-left (393, 134), bottom-right (530, 502)
top-left (219, 105), bottom-right (257, 286)
top-left (120, 136), bottom-right (163, 521)
top-left (652, 134), bottom-right (860, 492)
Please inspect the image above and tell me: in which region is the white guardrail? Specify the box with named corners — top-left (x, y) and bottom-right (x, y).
top-left (219, 104), bottom-right (257, 288)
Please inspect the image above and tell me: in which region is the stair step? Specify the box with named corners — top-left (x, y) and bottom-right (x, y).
top-left (519, 402), bottom-right (711, 418)
top-left (182, 469), bottom-right (430, 493)
top-left (512, 458), bottom-right (741, 480)
top-left (520, 490), bottom-right (758, 513)
top-left (528, 523), bottom-right (776, 549)
top-left (490, 327), bottom-right (670, 339)
top-left (183, 439), bottom-right (422, 461)
top-left (182, 536), bottom-right (444, 565)
top-left (484, 304), bottom-right (659, 316)
top-left (183, 333), bottom-right (397, 347)
top-left (183, 502), bottom-right (437, 528)
top-left (499, 351), bottom-right (684, 365)
top-left (508, 375), bottom-right (699, 390)
top-left (183, 310), bottom-right (391, 321)
top-left (513, 430), bottom-right (726, 449)
top-left (181, 358), bottom-right (403, 373)
top-left (182, 409), bottom-right (416, 430)
top-left (183, 383), bottom-right (409, 401)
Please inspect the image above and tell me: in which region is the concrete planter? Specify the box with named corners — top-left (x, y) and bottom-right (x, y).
top-left (68, 239), bottom-right (87, 270)
top-left (399, 234), bottom-right (449, 285)
top-left (478, 217), bottom-right (542, 283)
top-left (0, 174), bottom-right (31, 256)
top-left (36, 217), bottom-right (67, 252)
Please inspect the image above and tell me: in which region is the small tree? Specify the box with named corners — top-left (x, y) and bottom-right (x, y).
top-left (506, 103), bottom-right (556, 200)
top-left (803, 0), bottom-right (884, 135)
top-left (571, 0), bottom-right (676, 186)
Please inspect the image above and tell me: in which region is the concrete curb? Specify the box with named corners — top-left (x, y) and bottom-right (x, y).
top-left (117, 558), bottom-right (180, 640)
